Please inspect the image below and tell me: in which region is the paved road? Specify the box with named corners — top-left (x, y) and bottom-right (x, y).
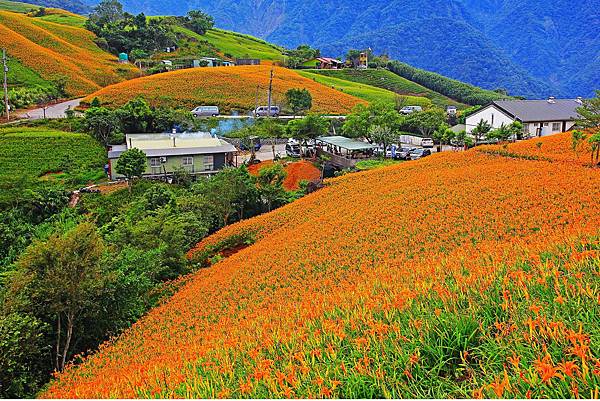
top-left (16, 98), bottom-right (83, 120)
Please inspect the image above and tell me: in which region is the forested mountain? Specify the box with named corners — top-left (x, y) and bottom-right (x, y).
top-left (103, 0), bottom-right (600, 98)
top-left (15, 0), bottom-right (90, 13)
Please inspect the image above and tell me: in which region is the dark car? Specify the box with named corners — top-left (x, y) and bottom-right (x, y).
top-left (394, 147), bottom-right (417, 160)
top-left (239, 137), bottom-right (262, 151)
top-left (409, 148), bottom-right (431, 160)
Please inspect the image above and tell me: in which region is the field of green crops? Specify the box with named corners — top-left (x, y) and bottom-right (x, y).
top-left (307, 69), bottom-right (465, 109)
top-left (298, 70), bottom-right (432, 108)
top-left (0, 127), bottom-right (106, 200)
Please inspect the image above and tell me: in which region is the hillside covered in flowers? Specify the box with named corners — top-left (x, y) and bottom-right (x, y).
top-left (45, 133), bottom-right (599, 398)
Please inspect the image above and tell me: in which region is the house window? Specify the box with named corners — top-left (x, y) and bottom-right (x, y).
top-left (491, 113), bottom-right (494, 125)
top-left (552, 122), bottom-right (561, 132)
top-left (182, 156), bottom-right (193, 166)
top-left (150, 158), bottom-right (161, 167)
top-left (203, 155), bottom-right (214, 171)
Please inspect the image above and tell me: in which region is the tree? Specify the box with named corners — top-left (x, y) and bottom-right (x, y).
top-left (286, 88), bottom-right (312, 116)
top-left (369, 125), bottom-right (397, 158)
top-left (116, 148), bottom-right (146, 192)
top-left (256, 163), bottom-right (287, 212)
top-left (257, 119), bottom-right (286, 159)
top-left (343, 102), bottom-right (400, 143)
top-left (8, 223), bottom-right (109, 372)
top-left (184, 10), bottom-right (214, 35)
top-left (576, 90), bottom-right (600, 129)
top-left (588, 132), bottom-right (600, 166)
top-left (571, 130), bottom-right (587, 157)
top-left (286, 114), bottom-right (329, 145)
top-left (83, 107), bottom-right (121, 146)
top-left (471, 119), bottom-right (492, 144)
top-left (403, 109), bottom-right (446, 138)
top-left (194, 167), bottom-right (257, 227)
top-left (85, 0), bottom-right (124, 33)
top-left (115, 96), bottom-right (153, 133)
top-left (487, 121), bottom-right (522, 143)
top-left (432, 123), bottom-right (455, 152)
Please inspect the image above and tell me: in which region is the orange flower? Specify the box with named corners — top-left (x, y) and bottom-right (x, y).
top-left (558, 360), bottom-right (580, 378)
top-left (534, 355), bottom-right (563, 384)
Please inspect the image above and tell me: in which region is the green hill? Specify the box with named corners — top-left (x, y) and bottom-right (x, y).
top-left (168, 25), bottom-right (286, 63)
top-left (298, 70), bottom-right (432, 108)
top-left (307, 68), bottom-right (466, 108)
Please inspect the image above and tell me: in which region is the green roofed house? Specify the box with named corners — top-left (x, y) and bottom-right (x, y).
top-left (316, 135), bottom-right (375, 168)
top-left (107, 132), bottom-right (237, 180)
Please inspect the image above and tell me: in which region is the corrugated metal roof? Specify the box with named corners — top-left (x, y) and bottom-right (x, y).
top-left (317, 136), bottom-right (375, 150)
top-left (493, 99), bottom-right (581, 122)
top-left (108, 144), bottom-right (236, 159)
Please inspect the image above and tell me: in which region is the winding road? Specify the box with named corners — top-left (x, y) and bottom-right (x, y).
top-left (16, 98), bottom-right (83, 120)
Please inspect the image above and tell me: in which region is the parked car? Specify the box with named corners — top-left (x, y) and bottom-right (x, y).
top-left (286, 143), bottom-right (301, 158)
top-left (191, 105), bottom-right (220, 117)
top-left (394, 147), bottom-right (417, 160)
top-left (254, 106), bottom-right (280, 117)
top-left (421, 138), bottom-right (434, 148)
top-left (399, 105), bottom-right (423, 114)
top-left (409, 148), bottom-right (432, 160)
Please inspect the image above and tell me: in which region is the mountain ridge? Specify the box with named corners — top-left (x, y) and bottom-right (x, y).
top-left (107, 0), bottom-right (600, 98)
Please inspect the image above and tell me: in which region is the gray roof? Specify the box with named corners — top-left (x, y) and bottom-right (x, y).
top-left (108, 143), bottom-right (236, 159)
top-left (317, 136), bottom-right (375, 151)
top-left (493, 99), bottom-right (581, 122)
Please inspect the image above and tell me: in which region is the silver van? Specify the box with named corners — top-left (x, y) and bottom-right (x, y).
top-left (191, 106), bottom-right (220, 117)
top-left (254, 106), bottom-right (280, 117)
top-left (400, 105), bottom-right (423, 115)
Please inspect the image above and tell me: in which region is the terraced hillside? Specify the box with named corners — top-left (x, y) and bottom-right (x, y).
top-left (45, 133), bottom-right (600, 398)
top-left (298, 70), bottom-right (432, 108)
top-left (0, 127), bottom-right (106, 204)
top-left (0, 9), bottom-right (138, 96)
top-left (82, 65), bottom-right (367, 114)
top-left (307, 69), bottom-right (466, 108)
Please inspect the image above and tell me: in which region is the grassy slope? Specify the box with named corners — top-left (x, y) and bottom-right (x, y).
top-left (298, 70), bottom-right (431, 108)
top-left (45, 133), bottom-right (600, 398)
top-left (0, 127), bottom-right (106, 202)
top-left (0, 0), bottom-right (35, 12)
top-left (169, 25), bottom-right (285, 62)
top-left (308, 69), bottom-right (466, 108)
top-left (83, 65), bottom-right (366, 114)
top-left (0, 6), bottom-right (138, 96)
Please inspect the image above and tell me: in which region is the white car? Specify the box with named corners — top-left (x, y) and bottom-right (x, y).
top-left (421, 138), bottom-right (434, 148)
top-left (400, 105), bottom-right (423, 114)
top-left (191, 106), bottom-right (219, 117)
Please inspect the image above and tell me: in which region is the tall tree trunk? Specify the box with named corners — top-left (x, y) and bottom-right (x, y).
top-left (60, 312), bottom-right (74, 371)
top-left (55, 313), bottom-right (61, 372)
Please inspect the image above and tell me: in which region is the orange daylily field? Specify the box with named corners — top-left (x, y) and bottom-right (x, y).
top-left (82, 65), bottom-right (367, 114)
top-left (247, 160), bottom-right (321, 191)
top-left (45, 133), bottom-right (599, 398)
top-left (0, 11), bottom-right (139, 95)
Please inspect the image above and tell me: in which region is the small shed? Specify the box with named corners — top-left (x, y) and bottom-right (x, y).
top-left (316, 136), bottom-right (375, 168)
top-left (236, 58), bottom-right (261, 66)
top-left (118, 53), bottom-right (129, 63)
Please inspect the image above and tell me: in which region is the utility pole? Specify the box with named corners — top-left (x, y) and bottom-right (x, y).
top-left (267, 68), bottom-right (274, 118)
top-left (2, 49), bottom-right (9, 121)
top-left (254, 84), bottom-right (259, 118)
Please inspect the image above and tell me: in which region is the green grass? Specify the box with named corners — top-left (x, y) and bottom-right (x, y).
top-left (6, 57), bottom-right (53, 89)
top-left (202, 28), bottom-right (285, 61)
top-left (0, 127), bottom-right (107, 200)
top-left (0, 0), bottom-right (36, 12)
top-left (298, 70), bottom-right (432, 108)
top-left (36, 13), bottom-right (86, 27)
top-left (307, 69), bottom-right (466, 109)
top-left (355, 159), bottom-right (402, 171)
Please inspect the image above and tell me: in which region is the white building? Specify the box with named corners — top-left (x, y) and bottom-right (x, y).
top-left (466, 98), bottom-right (582, 137)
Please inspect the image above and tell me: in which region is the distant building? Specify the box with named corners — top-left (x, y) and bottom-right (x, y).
top-left (358, 52), bottom-right (368, 69)
top-left (118, 53), bottom-right (128, 63)
top-left (466, 98), bottom-right (582, 137)
top-left (236, 58), bottom-right (261, 66)
top-left (304, 57), bottom-right (343, 69)
top-left (107, 132), bottom-right (236, 180)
